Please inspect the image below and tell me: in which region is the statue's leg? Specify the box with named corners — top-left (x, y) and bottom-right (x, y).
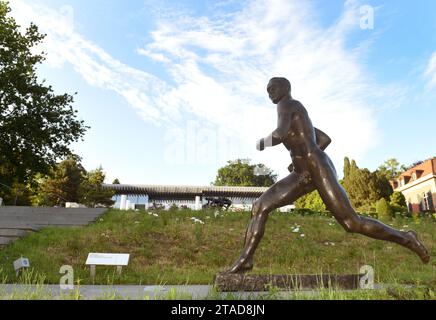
top-left (308, 151), bottom-right (430, 264)
top-left (225, 171), bottom-right (316, 273)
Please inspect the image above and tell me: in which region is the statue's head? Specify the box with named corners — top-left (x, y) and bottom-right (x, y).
top-left (267, 77), bottom-right (291, 104)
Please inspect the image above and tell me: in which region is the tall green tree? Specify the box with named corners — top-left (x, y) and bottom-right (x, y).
top-left (343, 157), bottom-right (393, 211)
top-left (213, 159), bottom-right (277, 187)
top-left (33, 156), bottom-right (85, 206)
top-left (378, 158), bottom-right (404, 181)
top-left (0, 2), bottom-right (88, 203)
top-left (80, 167), bottom-right (114, 208)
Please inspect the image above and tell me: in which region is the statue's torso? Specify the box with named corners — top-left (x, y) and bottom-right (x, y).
top-left (280, 99), bottom-right (320, 172)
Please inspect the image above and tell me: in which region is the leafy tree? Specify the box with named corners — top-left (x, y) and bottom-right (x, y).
top-left (390, 191), bottom-right (407, 213)
top-left (390, 191), bottom-right (406, 207)
top-left (33, 156), bottom-right (85, 206)
top-left (80, 167), bottom-right (114, 208)
top-left (376, 198), bottom-right (393, 221)
top-left (0, 2), bottom-right (88, 202)
top-left (112, 178), bottom-right (120, 184)
top-left (378, 158), bottom-right (404, 180)
top-left (213, 159), bottom-right (277, 187)
top-left (294, 190), bottom-right (326, 212)
top-left (343, 157), bottom-right (393, 211)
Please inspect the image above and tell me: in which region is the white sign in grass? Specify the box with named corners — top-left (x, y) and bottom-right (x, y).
top-left (85, 253), bottom-right (130, 277)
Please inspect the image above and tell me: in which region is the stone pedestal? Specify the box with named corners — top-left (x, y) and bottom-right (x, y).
top-left (214, 273), bottom-right (362, 292)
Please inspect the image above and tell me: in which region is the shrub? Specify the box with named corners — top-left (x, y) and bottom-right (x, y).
top-left (376, 198), bottom-right (394, 221)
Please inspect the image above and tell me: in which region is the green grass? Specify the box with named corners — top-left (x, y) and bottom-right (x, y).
top-left (0, 208), bottom-right (434, 294)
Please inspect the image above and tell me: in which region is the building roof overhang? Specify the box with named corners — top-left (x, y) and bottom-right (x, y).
top-left (103, 184), bottom-right (268, 201)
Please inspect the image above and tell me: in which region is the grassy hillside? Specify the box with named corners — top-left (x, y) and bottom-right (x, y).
top-left (0, 209), bottom-right (434, 288)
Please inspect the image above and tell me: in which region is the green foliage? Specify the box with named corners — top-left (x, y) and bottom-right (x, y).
top-left (32, 156), bottom-right (85, 206)
top-left (342, 157), bottom-right (393, 211)
top-left (112, 178), bottom-right (120, 184)
top-left (390, 191), bottom-right (407, 214)
top-left (0, 2), bottom-right (88, 203)
top-left (80, 167), bottom-right (114, 208)
top-left (294, 190), bottom-right (326, 212)
top-left (32, 158), bottom-right (113, 207)
top-left (213, 159), bottom-right (277, 187)
top-left (390, 191), bottom-right (406, 207)
top-left (378, 158), bottom-right (404, 180)
top-left (376, 198), bottom-right (394, 221)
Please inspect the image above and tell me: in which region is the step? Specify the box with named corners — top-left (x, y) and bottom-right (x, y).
top-left (0, 222), bottom-right (38, 231)
top-left (0, 214), bottom-right (102, 220)
top-left (0, 229), bottom-right (29, 237)
top-left (0, 207), bottom-right (107, 215)
top-left (0, 236), bottom-right (19, 245)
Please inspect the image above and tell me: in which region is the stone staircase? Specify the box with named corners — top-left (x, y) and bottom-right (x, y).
top-left (0, 206), bottom-right (107, 247)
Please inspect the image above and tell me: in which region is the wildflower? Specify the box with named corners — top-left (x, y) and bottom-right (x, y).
top-left (99, 218), bottom-right (104, 222)
top-left (291, 227), bottom-right (300, 233)
top-left (134, 221), bottom-right (140, 224)
top-left (152, 213), bottom-right (158, 217)
top-left (300, 234), bottom-right (305, 237)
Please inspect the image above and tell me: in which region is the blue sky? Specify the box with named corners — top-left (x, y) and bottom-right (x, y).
top-left (9, 0), bottom-right (436, 185)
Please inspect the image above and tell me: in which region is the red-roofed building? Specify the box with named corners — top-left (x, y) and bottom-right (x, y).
top-left (391, 158), bottom-right (436, 213)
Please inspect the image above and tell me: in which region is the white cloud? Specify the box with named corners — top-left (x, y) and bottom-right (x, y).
top-left (425, 52), bottom-right (436, 88)
top-left (9, 0), bottom-right (178, 125)
top-left (138, 0), bottom-right (382, 176)
top-left (10, 0), bottom-right (398, 180)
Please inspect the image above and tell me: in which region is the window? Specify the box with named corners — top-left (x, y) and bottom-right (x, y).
top-left (422, 192), bottom-right (434, 211)
top-left (426, 192), bottom-right (434, 211)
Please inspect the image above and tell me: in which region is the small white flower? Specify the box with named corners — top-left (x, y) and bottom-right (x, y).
top-left (300, 234), bottom-right (305, 237)
top-left (291, 227), bottom-right (300, 233)
top-left (402, 225), bottom-right (409, 228)
top-left (134, 221), bottom-right (140, 224)
top-left (153, 213), bottom-right (158, 217)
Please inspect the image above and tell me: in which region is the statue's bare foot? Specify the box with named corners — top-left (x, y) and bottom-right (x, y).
top-left (223, 258), bottom-right (253, 274)
top-left (405, 231), bottom-right (430, 264)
